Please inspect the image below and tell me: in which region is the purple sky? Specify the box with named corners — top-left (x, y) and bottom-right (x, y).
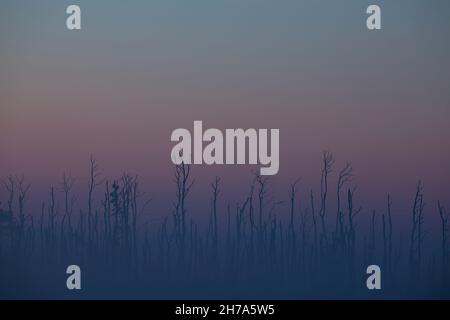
top-left (1, 1), bottom-right (450, 224)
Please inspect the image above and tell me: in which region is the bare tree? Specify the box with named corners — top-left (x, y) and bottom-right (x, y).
top-left (336, 163), bottom-right (352, 243)
top-left (88, 155), bottom-right (104, 238)
top-left (288, 178), bottom-right (300, 259)
top-left (256, 174), bottom-right (269, 233)
top-left (438, 201), bottom-right (449, 282)
top-left (60, 172), bottom-right (76, 232)
top-left (210, 177), bottom-right (221, 255)
top-left (410, 181), bottom-right (425, 278)
top-left (368, 210), bottom-right (377, 263)
top-left (102, 181), bottom-right (111, 238)
top-left (319, 151), bottom-right (334, 243)
top-left (16, 175), bottom-right (31, 232)
top-left (289, 178), bottom-right (301, 231)
top-left (2, 175), bottom-right (15, 215)
top-left (347, 187), bottom-right (361, 261)
top-left (382, 213), bottom-right (387, 267)
top-left (48, 186), bottom-right (57, 244)
top-left (386, 194), bottom-right (393, 272)
top-left (173, 163), bottom-right (194, 256)
top-left (310, 190), bottom-right (317, 249)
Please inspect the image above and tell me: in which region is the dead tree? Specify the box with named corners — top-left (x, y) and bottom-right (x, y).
top-left (88, 155), bottom-right (103, 239)
top-left (110, 181), bottom-right (121, 250)
top-left (235, 196), bottom-right (250, 254)
top-left (346, 187), bottom-right (361, 280)
top-left (299, 206), bottom-right (309, 268)
top-left (336, 163), bottom-right (353, 246)
top-left (288, 178), bottom-right (300, 256)
top-left (289, 179), bottom-right (301, 230)
top-left (0, 176), bottom-right (15, 250)
top-left (386, 194), bottom-right (393, 272)
top-left (247, 179), bottom-right (256, 257)
top-left (121, 174), bottom-right (135, 250)
top-left (16, 176), bottom-right (31, 235)
top-left (438, 201), bottom-right (449, 282)
top-left (102, 181), bottom-right (111, 239)
top-left (248, 179), bottom-right (256, 242)
top-left (289, 179), bottom-right (301, 229)
top-left (122, 174), bottom-right (144, 269)
top-left (256, 174), bottom-right (269, 233)
top-left (382, 213), bottom-right (387, 267)
top-left (410, 181), bottom-right (425, 279)
top-left (347, 187), bottom-right (361, 262)
top-left (60, 172), bottom-right (76, 234)
top-left (2, 176), bottom-right (15, 217)
top-left (0, 176), bottom-right (16, 244)
top-left (369, 210), bottom-right (377, 263)
top-left (256, 174), bottom-right (269, 258)
top-left (48, 186), bottom-right (57, 245)
top-left (39, 202), bottom-right (45, 256)
top-left (310, 190), bottom-right (317, 249)
top-left (210, 177), bottom-right (220, 257)
top-left (173, 163), bottom-right (194, 258)
top-left (319, 151), bottom-right (334, 244)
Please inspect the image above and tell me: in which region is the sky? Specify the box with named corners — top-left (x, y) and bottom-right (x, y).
top-left (1, 0), bottom-right (450, 224)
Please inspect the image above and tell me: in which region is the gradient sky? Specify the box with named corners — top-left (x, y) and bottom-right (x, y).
top-left (1, 1), bottom-right (450, 223)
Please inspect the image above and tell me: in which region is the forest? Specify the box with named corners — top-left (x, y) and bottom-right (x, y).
top-left (0, 152), bottom-right (449, 299)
